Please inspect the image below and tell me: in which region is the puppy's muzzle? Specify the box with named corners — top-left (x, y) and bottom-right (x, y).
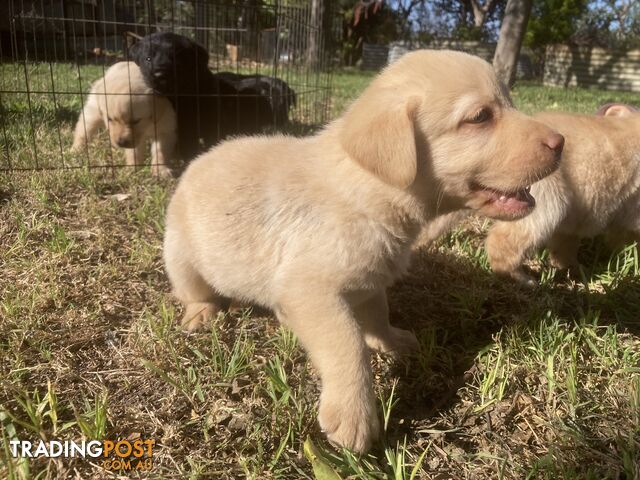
top-left (116, 137), bottom-right (135, 148)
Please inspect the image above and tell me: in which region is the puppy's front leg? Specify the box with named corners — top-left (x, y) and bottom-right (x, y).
top-left (150, 139), bottom-right (173, 177)
top-left (351, 289), bottom-right (418, 356)
top-left (125, 144), bottom-right (146, 170)
top-left (150, 117), bottom-right (177, 177)
top-left (72, 94), bottom-right (102, 151)
top-left (276, 292), bottom-right (379, 452)
top-left (486, 221), bottom-right (541, 286)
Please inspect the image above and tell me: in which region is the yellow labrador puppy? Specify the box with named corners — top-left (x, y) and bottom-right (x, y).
top-left (163, 50), bottom-right (563, 452)
top-left (486, 103), bottom-right (640, 285)
top-left (72, 61), bottom-right (176, 176)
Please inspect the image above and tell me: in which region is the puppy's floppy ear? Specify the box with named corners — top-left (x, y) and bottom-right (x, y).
top-left (340, 93), bottom-right (420, 189)
top-left (123, 31), bottom-right (142, 61)
top-left (194, 42), bottom-right (210, 69)
top-left (128, 40), bottom-right (141, 62)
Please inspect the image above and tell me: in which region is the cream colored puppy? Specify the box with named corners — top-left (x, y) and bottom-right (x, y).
top-left (72, 61), bottom-right (176, 176)
top-left (487, 103), bottom-right (640, 285)
top-left (163, 50), bottom-right (563, 452)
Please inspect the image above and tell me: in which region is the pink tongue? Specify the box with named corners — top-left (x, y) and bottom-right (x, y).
top-left (492, 189), bottom-right (534, 208)
top-left (500, 196), bottom-right (527, 208)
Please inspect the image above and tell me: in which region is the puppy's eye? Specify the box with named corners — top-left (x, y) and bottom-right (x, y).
top-left (146, 56), bottom-right (151, 62)
top-left (467, 108), bottom-right (492, 124)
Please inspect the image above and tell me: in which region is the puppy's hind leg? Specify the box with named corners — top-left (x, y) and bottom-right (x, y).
top-left (486, 220), bottom-right (548, 287)
top-left (276, 290), bottom-right (379, 453)
top-left (487, 179), bottom-right (569, 286)
top-left (164, 228), bottom-right (224, 331)
top-left (607, 201), bottom-right (640, 252)
top-left (351, 289), bottom-right (418, 356)
top-left (548, 233), bottom-right (580, 271)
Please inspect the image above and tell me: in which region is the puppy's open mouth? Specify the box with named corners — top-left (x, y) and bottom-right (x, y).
top-left (469, 183), bottom-right (535, 219)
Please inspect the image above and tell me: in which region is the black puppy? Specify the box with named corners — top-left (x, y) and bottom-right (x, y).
top-left (129, 32), bottom-right (274, 164)
top-left (215, 72), bottom-right (296, 126)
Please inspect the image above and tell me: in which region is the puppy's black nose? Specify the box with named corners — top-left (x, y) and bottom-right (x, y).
top-left (544, 132), bottom-right (564, 154)
top-left (116, 138), bottom-right (134, 148)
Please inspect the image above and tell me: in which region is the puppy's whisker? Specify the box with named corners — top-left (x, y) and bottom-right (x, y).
top-left (435, 184), bottom-right (445, 217)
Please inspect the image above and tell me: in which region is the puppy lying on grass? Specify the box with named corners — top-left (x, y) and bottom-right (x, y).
top-left (72, 62), bottom-right (176, 176)
top-left (215, 71), bottom-right (296, 126)
top-left (487, 103), bottom-right (640, 285)
top-left (163, 50), bottom-right (563, 452)
top-left (129, 32), bottom-right (274, 165)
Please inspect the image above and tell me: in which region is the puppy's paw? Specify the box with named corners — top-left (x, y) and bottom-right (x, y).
top-left (495, 268), bottom-right (537, 288)
top-left (318, 390), bottom-right (379, 453)
top-left (366, 327), bottom-right (419, 356)
top-left (566, 264), bottom-right (585, 282)
top-left (511, 269), bottom-right (538, 288)
top-left (180, 302), bottom-right (219, 332)
top-left (151, 165), bottom-right (172, 178)
top-left (228, 299), bottom-right (251, 314)
top-left (549, 254), bottom-right (579, 272)
top-left (70, 141), bottom-right (84, 153)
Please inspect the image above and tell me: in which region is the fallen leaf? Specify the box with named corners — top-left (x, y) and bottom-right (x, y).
top-left (107, 193), bottom-right (131, 202)
top-left (303, 437), bottom-right (342, 480)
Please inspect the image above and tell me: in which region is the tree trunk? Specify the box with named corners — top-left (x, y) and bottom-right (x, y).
top-left (492, 0), bottom-right (533, 87)
top-left (195, 2), bottom-right (207, 48)
top-left (146, 0), bottom-right (157, 33)
top-left (307, 0), bottom-right (324, 67)
top-left (322, 0), bottom-right (334, 57)
top-left (471, 1), bottom-right (486, 28)
top-left (473, 12), bottom-right (486, 28)
top-left (471, 0), bottom-right (497, 29)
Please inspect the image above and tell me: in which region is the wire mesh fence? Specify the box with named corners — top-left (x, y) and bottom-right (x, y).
top-left (0, 0), bottom-right (336, 173)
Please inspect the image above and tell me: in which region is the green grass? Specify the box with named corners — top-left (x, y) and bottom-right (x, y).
top-left (1, 64), bottom-right (640, 479)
